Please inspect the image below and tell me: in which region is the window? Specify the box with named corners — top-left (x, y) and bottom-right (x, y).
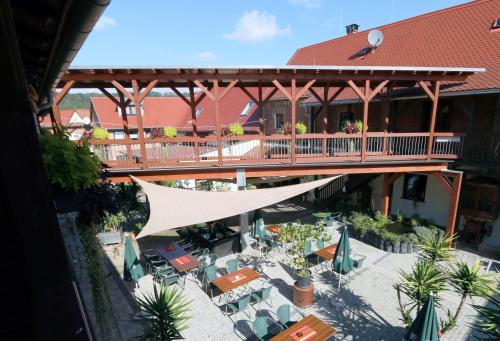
top-left (240, 101), bottom-right (254, 116)
top-left (275, 113), bottom-right (284, 130)
top-left (402, 174), bottom-right (427, 202)
top-left (338, 111), bottom-right (354, 131)
top-left (118, 104), bottom-right (143, 116)
top-left (114, 131), bottom-right (124, 139)
top-left (195, 107), bottom-right (203, 118)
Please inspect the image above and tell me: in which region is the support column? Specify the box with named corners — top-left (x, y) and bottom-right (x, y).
top-left (118, 92), bottom-right (132, 161)
top-left (446, 172), bottom-right (463, 239)
top-left (212, 80), bottom-right (223, 165)
top-left (426, 81), bottom-right (441, 159)
top-left (291, 79), bottom-right (297, 164)
top-left (361, 80), bottom-right (370, 161)
top-left (132, 80), bottom-right (148, 163)
top-left (382, 84), bottom-right (392, 155)
top-left (381, 173), bottom-right (391, 216)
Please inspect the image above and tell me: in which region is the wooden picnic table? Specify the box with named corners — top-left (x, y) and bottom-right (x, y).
top-left (270, 314), bottom-right (336, 341)
top-left (212, 267), bottom-right (260, 293)
top-left (157, 242), bottom-right (200, 273)
top-left (266, 224), bottom-right (280, 234)
top-left (314, 243), bottom-right (338, 261)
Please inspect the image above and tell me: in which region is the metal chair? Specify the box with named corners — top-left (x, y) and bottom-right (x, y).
top-left (304, 240), bottom-right (313, 257)
top-left (203, 265), bottom-right (218, 298)
top-left (250, 286), bottom-right (273, 311)
top-left (225, 294), bottom-right (252, 320)
top-left (252, 316), bottom-right (283, 341)
top-left (225, 259), bottom-right (239, 274)
top-left (275, 304), bottom-right (303, 328)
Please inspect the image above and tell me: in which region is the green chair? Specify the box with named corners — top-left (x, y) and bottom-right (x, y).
top-left (304, 240), bottom-right (313, 257)
top-left (316, 239), bottom-right (325, 250)
top-left (250, 286), bottom-right (273, 310)
top-left (156, 270), bottom-right (180, 287)
top-left (276, 304), bottom-right (301, 328)
top-left (225, 294), bottom-right (252, 319)
top-left (203, 265), bottom-right (218, 298)
top-left (194, 247), bottom-right (210, 259)
top-left (225, 259), bottom-right (238, 274)
top-left (253, 316), bottom-right (283, 341)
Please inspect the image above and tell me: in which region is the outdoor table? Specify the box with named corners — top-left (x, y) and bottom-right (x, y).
top-left (266, 224), bottom-right (280, 234)
top-left (270, 314), bottom-right (336, 341)
top-left (314, 243), bottom-right (338, 261)
top-left (212, 267), bottom-right (260, 294)
top-left (157, 242), bottom-right (200, 273)
top-left (312, 211), bottom-right (332, 220)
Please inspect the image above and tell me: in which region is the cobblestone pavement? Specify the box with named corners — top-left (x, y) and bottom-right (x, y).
top-left (63, 201), bottom-right (498, 341)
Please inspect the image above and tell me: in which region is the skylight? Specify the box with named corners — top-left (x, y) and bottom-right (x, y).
top-left (240, 101), bottom-right (254, 116)
top-left (195, 107), bottom-right (203, 118)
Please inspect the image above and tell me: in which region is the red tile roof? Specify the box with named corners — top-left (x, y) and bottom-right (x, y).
top-left (40, 109), bottom-right (90, 128)
top-left (289, 0), bottom-right (500, 95)
top-left (195, 87), bottom-right (260, 132)
top-left (91, 97), bottom-right (192, 130)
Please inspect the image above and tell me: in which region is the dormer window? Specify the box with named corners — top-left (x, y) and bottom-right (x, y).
top-left (492, 18), bottom-right (500, 30)
top-left (240, 101), bottom-right (254, 116)
top-left (116, 104), bottom-right (143, 116)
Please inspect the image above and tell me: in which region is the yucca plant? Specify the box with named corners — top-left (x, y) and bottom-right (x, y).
top-left (417, 233), bottom-right (456, 263)
top-left (395, 260), bottom-right (446, 316)
top-left (132, 285), bottom-right (190, 340)
top-left (448, 261), bottom-right (498, 323)
top-left (472, 295), bottom-right (500, 340)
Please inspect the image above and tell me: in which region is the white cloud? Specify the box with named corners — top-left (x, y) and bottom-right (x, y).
top-left (196, 51), bottom-right (217, 61)
top-left (95, 16), bottom-right (117, 31)
top-left (223, 11), bottom-right (291, 43)
top-left (289, 0), bottom-right (321, 9)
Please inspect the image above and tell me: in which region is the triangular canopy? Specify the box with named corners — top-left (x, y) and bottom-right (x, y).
top-left (132, 175), bottom-right (342, 238)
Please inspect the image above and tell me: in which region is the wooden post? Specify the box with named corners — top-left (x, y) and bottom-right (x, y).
top-left (188, 85), bottom-right (200, 161)
top-left (382, 84), bottom-right (391, 155)
top-left (213, 80), bottom-right (223, 166)
top-left (447, 172), bottom-right (462, 239)
top-left (427, 81), bottom-right (441, 159)
top-left (322, 85), bottom-right (329, 133)
top-left (361, 80), bottom-right (370, 161)
top-left (51, 100), bottom-right (62, 133)
top-left (381, 173), bottom-right (391, 216)
top-left (291, 79), bottom-right (297, 164)
top-left (117, 92), bottom-right (132, 161)
top-left (131, 80), bottom-right (148, 163)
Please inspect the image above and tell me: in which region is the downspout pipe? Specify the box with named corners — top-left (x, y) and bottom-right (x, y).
top-left (38, 0), bottom-right (110, 102)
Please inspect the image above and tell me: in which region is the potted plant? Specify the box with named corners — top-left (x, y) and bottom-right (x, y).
top-left (150, 127), bottom-right (164, 138)
top-left (163, 126), bottom-right (177, 138)
top-left (224, 122), bottom-right (244, 137)
top-left (295, 122), bottom-right (307, 135)
top-left (392, 234), bottom-right (402, 254)
top-left (98, 211), bottom-right (126, 245)
top-left (400, 235), bottom-right (409, 254)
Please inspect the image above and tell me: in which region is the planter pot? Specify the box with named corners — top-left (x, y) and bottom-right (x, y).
top-left (295, 269), bottom-right (312, 289)
top-left (98, 231), bottom-right (121, 245)
top-left (384, 240), bottom-right (393, 252)
top-left (400, 241), bottom-right (408, 254)
top-left (407, 242), bottom-right (414, 254)
top-left (376, 237), bottom-right (385, 250)
top-left (393, 241), bottom-right (401, 254)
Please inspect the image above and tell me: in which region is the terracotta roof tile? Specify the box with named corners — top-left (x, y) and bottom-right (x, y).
top-left (289, 0), bottom-right (500, 95)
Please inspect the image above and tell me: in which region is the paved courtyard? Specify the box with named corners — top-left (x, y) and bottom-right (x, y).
top-left (63, 202), bottom-right (498, 341)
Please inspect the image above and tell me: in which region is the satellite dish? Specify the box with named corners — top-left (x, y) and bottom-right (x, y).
top-left (82, 117), bottom-right (91, 125)
top-left (368, 29), bottom-right (384, 48)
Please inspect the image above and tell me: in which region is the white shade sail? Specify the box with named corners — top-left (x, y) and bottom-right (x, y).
top-left (132, 175), bottom-right (343, 238)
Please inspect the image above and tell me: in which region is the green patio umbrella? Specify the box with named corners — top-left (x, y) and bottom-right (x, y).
top-left (404, 293), bottom-right (440, 341)
top-left (252, 209), bottom-right (265, 238)
top-left (124, 235), bottom-right (144, 284)
top-left (332, 226), bottom-right (353, 291)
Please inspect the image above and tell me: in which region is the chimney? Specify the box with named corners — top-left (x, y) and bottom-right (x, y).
top-left (346, 24), bottom-right (359, 35)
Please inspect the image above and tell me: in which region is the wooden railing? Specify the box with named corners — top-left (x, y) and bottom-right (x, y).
top-left (87, 132), bottom-right (466, 169)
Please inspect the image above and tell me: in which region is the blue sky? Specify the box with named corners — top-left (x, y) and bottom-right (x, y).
top-left (73, 0), bottom-right (467, 67)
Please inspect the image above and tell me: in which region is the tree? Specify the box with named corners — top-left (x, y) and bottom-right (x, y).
top-left (395, 260), bottom-right (446, 325)
top-left (417, 232), bottom-right (455, 263)
top-left (132, 285), bottom-right (190, 340)
top-left (448, 261), bottom-right (498, 323)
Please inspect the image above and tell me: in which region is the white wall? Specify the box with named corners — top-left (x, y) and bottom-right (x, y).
top-left (368, 174), bottom-right (450, 226)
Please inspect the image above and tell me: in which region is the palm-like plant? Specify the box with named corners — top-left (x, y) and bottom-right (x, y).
top-left (448, 261), bottom-right (498, 322)
top-left (472, 295), bottom-right (500, 340)
top-left (395, 260), bottom-right (446, 316)
top-left (417, 233), bottom-right (455, 263)
top-left (132, 285), bottom-right (190, 340)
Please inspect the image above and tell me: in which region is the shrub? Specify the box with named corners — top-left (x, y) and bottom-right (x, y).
top-left (92, 127), bottom-right (110, 140)
top-left (355, 120), bottom-right (366, 132)
top-left (99, 211), bottom-right (126, 232)
top-left (396, 210), bottom-right (405, 223)
top-left (39, 130), bottom-right (101, 191)
top-left (351, 211), bottom-right (374, 236)
top-left (226, 122), bottom-right (244, 136)
top-left (163, 126), bottom-right (177, 138)
top-left (150, 128), bottom-right (164, 138)
top-left (295, 122), bottom-right (308, 134)
top-left (374, 211), bottom-right (392, 228)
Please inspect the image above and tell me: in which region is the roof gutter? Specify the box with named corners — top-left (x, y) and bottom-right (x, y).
top-left (38, 0), bottom-right (110, 102)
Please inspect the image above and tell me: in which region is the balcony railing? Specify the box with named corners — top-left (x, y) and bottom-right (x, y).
top-left (87, 132), bottom-right (466, 169)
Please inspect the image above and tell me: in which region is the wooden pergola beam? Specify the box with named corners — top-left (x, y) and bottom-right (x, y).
top-left (55, 80), bottom-right (74, 105)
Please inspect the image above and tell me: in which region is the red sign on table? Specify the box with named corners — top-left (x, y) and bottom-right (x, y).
top-left (290, 325), bottom-right (317, 341)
